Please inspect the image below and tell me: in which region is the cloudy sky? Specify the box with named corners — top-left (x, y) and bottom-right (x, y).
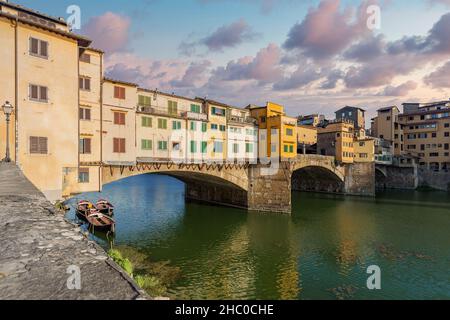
top-left (16, 0), bottom-right (450, 121)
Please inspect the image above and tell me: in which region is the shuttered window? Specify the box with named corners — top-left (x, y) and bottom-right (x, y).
top-left (141, 139), bottom-right (152, 150)
top-left (79, 138), bottom-right (92, 154)
top-left (138, 95), bottom-right (151, 106)
top-left (113, 112), bottom-right (126, 125)
top-left (172, 121), bottom-right (181, 130)
top-left (158, 141), bottom-right (168, 151)
top-left (158, 118), bottom-right (167, 129)
top-left (79, 108), bottom-right (91, 120)
top-left (29, 37), bottom-right (48, 58)
top-left (168, 101), bottom-right (178, 115)
top-left (191, 104), bottom-right (201, 113)
top-left (29, 136), bottom-right (48, 154)
top-left (29, 84), bottom-right (48, 102)
top-left (113, 138), bottom-right (126, 153)
top-left (79, 77), bottom-right (91, 91)
top-left (114, 86), bottom-right (126, 99)
top-left (142, 116), bottom-right (152, 127)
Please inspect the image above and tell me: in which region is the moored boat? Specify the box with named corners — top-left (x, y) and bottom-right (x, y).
top-left (96, 199), bottom-right (115, 216)
top-left (76, 200), bottom-right (95, 221)
top-left (86, 210), bottom-right (116, 233)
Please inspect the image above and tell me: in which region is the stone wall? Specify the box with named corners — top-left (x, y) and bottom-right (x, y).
top-left (344, 162), bottom-right (376, 196)
top-left (247, 164), bottom-right (292, 214)
top-left (376, 165), bottom-right (418, 190)
top-left (418, 169), bottom-right (450, 191)
top-left (292, 167), bottom-right (345, 193)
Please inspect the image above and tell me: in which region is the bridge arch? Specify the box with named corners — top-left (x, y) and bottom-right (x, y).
top-left (375, 166), bottom-right (388, 190)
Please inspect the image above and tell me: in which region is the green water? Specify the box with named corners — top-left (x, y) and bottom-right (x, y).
top-left (66, 175), bottom-right (450, 300)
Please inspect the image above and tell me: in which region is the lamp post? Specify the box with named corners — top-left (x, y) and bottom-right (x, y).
top-left (2, 101), bottom-right (14, 163)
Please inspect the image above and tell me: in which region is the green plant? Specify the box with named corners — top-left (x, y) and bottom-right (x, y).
top-left (108, 249), bottom-right (134, 276)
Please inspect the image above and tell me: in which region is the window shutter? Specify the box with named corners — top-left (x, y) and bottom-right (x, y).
top-left (114, 87), bottom-right (120, 99)
top-left (30, 137), bottom-right (38, 154)
top-left (85, 139), bottom-right (91, 154)
top-left (79, 77), bottom-right (83, 89)
top-left (120, 139), bottom-right (126, 153)
top-left (79, 108), bottom-right (83, 119)
top-left (40, 41), bottom-right (48, 57)
top-left (85, 79), bottom-right (91, 91)
top-left (114, 112), bottom-right (119, 124)
top-left (40, 86), bottom-right (48, 101)
top-left (30, 85), bottom-right (38, 100)
top-left (113, 138), bottom-right (118, 153)
top-left (86, 109), bottom-right (91, 120)
top-left (39, 137), bottom-right (48, 154)
top-left (30, 38), bottom-right (38, 55)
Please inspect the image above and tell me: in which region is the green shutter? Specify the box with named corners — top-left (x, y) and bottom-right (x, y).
top-left (201, 141), bottom-right (207, 154)
top-left (202, 123), bottom-right (207, 132)
top-left (190, 141), bottom-right (197, 153)
top-left (289, 145), bottom-right (294, 153)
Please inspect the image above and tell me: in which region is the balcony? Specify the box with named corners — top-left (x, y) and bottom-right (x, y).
top-left (182, 111), bottom-right (208, 121)
top-left (228, 115), bottom-right (257, 125)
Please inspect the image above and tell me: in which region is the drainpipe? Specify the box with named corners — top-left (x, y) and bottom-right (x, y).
top-left (14, 17), bottom-right (18, 165)
top-left (99, 52), bottom-right (104, 192)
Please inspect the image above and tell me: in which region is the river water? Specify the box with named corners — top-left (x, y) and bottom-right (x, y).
top-left (66, 174), bottom-right (450, 300)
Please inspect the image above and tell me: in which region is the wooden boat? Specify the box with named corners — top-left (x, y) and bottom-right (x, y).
top-left (86, 209), bottom-right (116, 233)
top-left (76, 200), bottom-right (95, 221)
top-left (95, 199), bottom-right (114, 216)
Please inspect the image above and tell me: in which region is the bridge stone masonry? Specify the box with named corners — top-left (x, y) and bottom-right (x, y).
top-left (102, 155), bottom-right (376, 214)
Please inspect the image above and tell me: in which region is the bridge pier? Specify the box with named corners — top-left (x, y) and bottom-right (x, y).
top-left (344, 162), bottom-right (376, 196)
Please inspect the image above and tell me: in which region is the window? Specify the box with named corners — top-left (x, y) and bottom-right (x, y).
top-left (78, 168), bottom-right (89, 183)
top-left (289, 145), bottom-right (294, 153)
top-left (158, 118), bottom-right (167, 129)
top-left (202, 123), bottom-right (207, 132)
top-left (246, 143), bottom-right (253, 153)
top-left (201, 141), bottom-right (208, 154)
top-left (141, 139), bottom-right (152, 150)
top-left (114, 112), bottom-right (126, 125)
top-left (79, 138), bottom-right (91, 154)
top-left (213, 141), bottom-right (223, 153)
top-left (190, 122), bottom-right (197, 131)
top-left (80, 53), bottom-right (91, 63)
top-left (445, 123), bottom-right (450, 128)
top-left (158, 141), bottom-right (168, 151)
top-left (29, 37), bottom-right (48, 58)
top-left (79, 77), bottom-right (91, 91)
top-left (190, 141), bottom-right (197, 153)
top-left (445, 144), bottom-right (449, 150)
top-left (114, 86), bottom-right (126, 99)
top-left (211, 124), bottom-right (218, 130)
top-left (138, 95), bottom-right (151, 106)
top-left (173, 142), bottom-right (181, 151)
top-left (191, 104), bottom-right (201, 113)
top-left (445, 132), bottom-right (450, 137)
top-left (168, 101), bottom-right (178, 115)
top-left (29, 136), bottom-right (48, 154)
top-left (284, 145), bottom-right (289, 153)
top-left (113, 138), bottom-right (126, 153)
top-left (211, 107), bottom-right (226, 116)
top-left (142, 116), bottom-right (152, 127)
top-left (261, 116), bottom-right (266, 123)
top-left (79, 107), bottom-right (91, 121)
top-left (29, 84), bottom-right (48, 102)
top-left (172, 121), bottom-right (181, 130)
top-left (286, 128), bottom-right (294, 136)
top-left (219, 125), bottom-right (226, 132)
top-left (233, 143), bottom-right (239, 154)
top-left (430, 153), bottom-right (439, 157)
top-left (432, 133), bottom-right (437, 138)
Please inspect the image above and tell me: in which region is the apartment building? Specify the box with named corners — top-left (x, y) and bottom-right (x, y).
top-left (297, 114), bottom-right (325, 127)
top-left (226, 106), bottom-right (258, 163)
top-left (335, 106), bottom-right (366, 130)
top-left (102, 78), bottom-right (137, 165)
top-left (0, 1), bottom-right (91, 200)
top-left (297, 125), bottom-right (317, 154)
top-left (399, 101), bottom-right (450, 171)
top-left (317, 120), bottom-right (355, 164)
top-left (248, 102), bottom-right (297, 159)
top-left (204, 99), bottom-right (228, 162)
top-left (353, 139), bottom-right (375, 163)
top-left (371, 106), bottom-right (403, 156)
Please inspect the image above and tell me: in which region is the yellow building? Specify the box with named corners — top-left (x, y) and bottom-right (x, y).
top-left (317, 120), bottom-right (355, 163)
top-left (0, 1), bottom-right (91, 200)
top-left (353, 139), bottom-right (375, 162)
top-left (248, 102), bottom-right (297, 160)
top-left (297, 125), bottom-right (317, 147)
top-left (102, 78), bottom-right (138, 165)
top-left (204, 99), bottom-right (228, 162)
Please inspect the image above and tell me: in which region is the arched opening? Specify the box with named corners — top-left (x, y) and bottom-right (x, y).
top-left (375, 168), bottom-right (387, 190)
top-left (292, 166), bottom-right (345, 194)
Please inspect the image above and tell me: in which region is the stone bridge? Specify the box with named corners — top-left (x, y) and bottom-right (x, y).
top-left (102, 155), bottom-right (375, 214)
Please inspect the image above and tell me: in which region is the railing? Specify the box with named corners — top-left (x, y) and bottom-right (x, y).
top-left (227, 115), bottom-right (257, 125)
top-left (182, 111), bottom-right (208, 121)
top-left (137, 105), bottom-right (208, 120)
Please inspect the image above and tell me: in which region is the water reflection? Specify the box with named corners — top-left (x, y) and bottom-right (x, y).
top-left (66, 175), bottom-right (450, 300)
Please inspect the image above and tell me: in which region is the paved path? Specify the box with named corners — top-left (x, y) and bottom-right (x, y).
top-left (0, 163), bottom-right (147, 300)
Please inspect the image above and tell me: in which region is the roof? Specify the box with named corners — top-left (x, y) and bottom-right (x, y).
top-left (377, 106), bottom-right (399, 112)
top-left (0, 10), bottom-right (91, 47)
top-left (0, 0), bottom-right (67, 25)
top-left (335, 106), bottom-right (366, 113)
top-left (138, 88), bottom-right (202, 104)
top-left (104, 77), bottom-right (139, 87)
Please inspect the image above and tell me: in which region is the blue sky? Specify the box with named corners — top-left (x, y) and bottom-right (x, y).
top-left (12, 0), bottom-right (450, 119)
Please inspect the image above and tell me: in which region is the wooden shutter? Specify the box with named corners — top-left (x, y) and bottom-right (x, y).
top-left (39, 137), bottom-right (48, 154)
top-left (114, 86), bottom-right (120, 99)
top-left (30, 38), bottom-right (39, 55)
top-left (85, 109), bottom-right (91, 120)
top-left (40, 41), bottom-right (48, 57)
top-left (85, 78), bottom-right (91, 91)
top-left (120, 139), bottom-right (126, 153)
top-left (85, 139), bottom-right (91, 154)
top-left (79, 108), bottom-right (83, 119)
top-left (30, 85), bottom-right (38, 100)
top-left (114, 112), bottom-right (119, 124)
top-left (30, 137), bottom-right (39, 154)
top-left (113, 138), bottom-right (119, 153)
top-left (40, 86), bottom-right (48, 101)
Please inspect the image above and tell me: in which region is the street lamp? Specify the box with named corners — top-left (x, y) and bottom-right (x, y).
top-left (2, 101), bottom-right (14, 163)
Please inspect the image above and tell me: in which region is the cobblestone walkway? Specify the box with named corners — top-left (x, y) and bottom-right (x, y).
top-left (0, 163), bottom-right (147, 300)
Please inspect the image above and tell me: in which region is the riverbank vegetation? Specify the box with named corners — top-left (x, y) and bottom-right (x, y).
top-left (108, 246), bottom-right (181, 298)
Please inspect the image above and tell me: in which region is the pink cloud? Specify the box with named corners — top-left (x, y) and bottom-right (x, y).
top-left (81, 12), bottom-right (131, 54)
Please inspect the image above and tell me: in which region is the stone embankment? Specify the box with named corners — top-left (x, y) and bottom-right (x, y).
top-left (0, 163), bottom-right (147, 300)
